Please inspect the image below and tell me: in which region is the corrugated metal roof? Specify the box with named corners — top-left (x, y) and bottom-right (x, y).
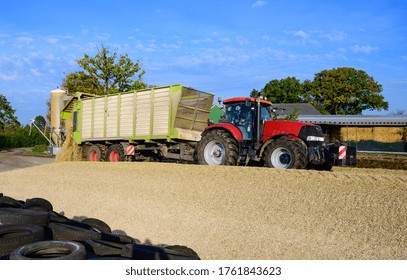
top-left (298, 115), bottom-right (407, 126)
top-left (272, 103), bottom-right (322, 116)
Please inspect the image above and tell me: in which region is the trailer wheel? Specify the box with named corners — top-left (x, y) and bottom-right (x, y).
top-left (263, 138), bottom-right (307, 169)
top-left (106, 144), bottom-right (125, 162)
top-left (86, 145), bottom-right (105, 161)
top-left (197, 130), bottom-right (238, 166)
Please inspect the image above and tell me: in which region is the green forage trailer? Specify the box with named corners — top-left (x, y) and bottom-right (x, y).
top-left (61, 84), bottom-right (214, 162)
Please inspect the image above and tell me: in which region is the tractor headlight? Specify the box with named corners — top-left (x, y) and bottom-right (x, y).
top-left (306, 136), bottom-right (325, 142)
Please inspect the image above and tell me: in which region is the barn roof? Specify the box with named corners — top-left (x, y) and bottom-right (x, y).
top-left (272, 103), bottom-right (322, 116)
top-left (298, 115), bottom-right (407, 126)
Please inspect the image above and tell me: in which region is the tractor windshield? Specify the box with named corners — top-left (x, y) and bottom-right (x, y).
top-left (260, 105), bottom-right (273, 121)
top-left (224, 103), bottom-right (252, 126)
top-left (224, 103), bottom-right (253, 140)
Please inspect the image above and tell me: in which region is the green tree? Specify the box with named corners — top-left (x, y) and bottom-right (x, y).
top-left (33, 115), bottom-right (47, 131)
top-left (0, 93), bottom-right (20, 129)
top-left (261, 77), bottom-right (308, 103)
top-left (309, 67), bottom-right (388, 115)
top-left (63, 45), bottom-right (146, 95)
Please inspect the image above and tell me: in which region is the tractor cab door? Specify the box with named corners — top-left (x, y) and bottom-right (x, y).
top-left (258, 105), bottom-right (273, 139)
top-left (224, 103), bottom-right (254, 140)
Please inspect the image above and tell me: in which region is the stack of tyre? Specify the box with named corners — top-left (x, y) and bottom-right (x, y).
top-left (0, 194), bottom-right (200, 260)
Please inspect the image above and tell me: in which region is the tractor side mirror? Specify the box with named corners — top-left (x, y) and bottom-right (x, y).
top-left (245, 98), bottom-right (252, 107)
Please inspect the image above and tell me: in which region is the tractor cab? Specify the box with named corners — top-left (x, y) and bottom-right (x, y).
top-left (222, 97), bottom-right (272, 141)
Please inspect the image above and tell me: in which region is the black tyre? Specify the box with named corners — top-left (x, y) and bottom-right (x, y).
top-left (121, 243), bottom-right (200, 260)
top-left (197, 130), bottom-right (238, 166)
top-left (106, 144), bottom-right (125, 162)
top-left (49, 223), bottom-right (133, 244)
top-left (0, 224), bottom-right (47, 257)
top-left (263, 138), bottom-right (307, 169)
top-left (10, 240), bottom-right (87, 260)
top-left (0, 208), bottom-right (49, 226)
top-left (0, 196), bottom-right (25, 208)
top-left (81, 218), bottom-right (112, 233)
top-left (164, 245), bottom-right (200, 259)
top-left (49, 211), bottom-right (74, 224)
top-left (88, 256), bottom-right (132, 260)
top-left (49, 222), bottom-right (102, 241)
top-left (25, 197), bottom-right (53, 212)
top-left (86, 144), bottom-right (106, 161)
top-left (84, 240), bottom-right (125, 256)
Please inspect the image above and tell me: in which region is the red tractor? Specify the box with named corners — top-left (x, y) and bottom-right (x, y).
top-left (197, 96), bottom-right (353, 170)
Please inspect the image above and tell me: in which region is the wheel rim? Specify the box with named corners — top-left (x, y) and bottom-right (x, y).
top-left (109, 150), bottom-right (119, 162)
top-left (89, 150), bottom-right (98, 161)
top-left (204, 140), bottom-right (225, 165)
top-left (271, 147), bottom-right (292, 168)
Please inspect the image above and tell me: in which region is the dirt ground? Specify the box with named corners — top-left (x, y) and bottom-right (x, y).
top-left (357, 151), bottom-right (407, 169)
top-left (1, 159), bottom-right (406, 260)
top-left (0, 149), bottom-right (54, 173)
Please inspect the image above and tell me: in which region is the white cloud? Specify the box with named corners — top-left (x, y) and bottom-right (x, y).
top-left (350, 44), bottom-right (379, 54)
top-left (16, 36), bottom-right (34, 44)
top-left (252, 1), bottom-right (267, 8)
top-left (191, 37), bottom-right (213, 44)
top-left (30, 68), bottom-right (42, 77)
top-left (172, 47), bottom-right (252, 69)
top-left (286, 30), bottom-right (320, 46)
top-left (322, 30), bottom-right (347, 42)
top-left (291, 30), bottom-right (308, 39)
top-left (43, 37), bottom-right (60, 44)
top-left (235, 36), bottom-right (249, 46)
top-left (134, 42), bottom-right (156, 52)
top-left (0, 72), bottom-right (19, 81)
top-left (95, 33), bottom-right (111, 41)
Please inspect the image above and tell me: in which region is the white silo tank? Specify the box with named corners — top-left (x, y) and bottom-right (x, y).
top-left (50, 88), bottom-right (67, 145)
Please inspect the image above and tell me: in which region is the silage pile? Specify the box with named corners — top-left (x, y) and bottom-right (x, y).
top-left (1, 162), bottom-right (406, 260)
top-left (55, 118), bottom-right (82, 163)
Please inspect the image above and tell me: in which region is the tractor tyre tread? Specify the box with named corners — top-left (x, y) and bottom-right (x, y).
top-left (197, 130), bottom-right (239, 166)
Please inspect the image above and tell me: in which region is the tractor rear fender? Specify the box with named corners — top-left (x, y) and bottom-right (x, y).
top-left (201, 123), bottom-right (243, 142)
top-left (259, 134), bottom-right (305, 157)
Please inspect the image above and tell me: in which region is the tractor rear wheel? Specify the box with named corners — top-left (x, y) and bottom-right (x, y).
top-left (197, 130), bottom-right (238, 166)
top-left (263, 138), bottom-right (307, 169)
top-left (106, 144), bottom-right (125, 162)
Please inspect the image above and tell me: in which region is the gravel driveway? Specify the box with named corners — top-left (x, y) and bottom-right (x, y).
top-left (0, 149), bottom-right (54, 173)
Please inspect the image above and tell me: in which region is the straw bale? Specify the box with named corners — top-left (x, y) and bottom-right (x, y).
top-left (340, 126), bottom-right (406, 142)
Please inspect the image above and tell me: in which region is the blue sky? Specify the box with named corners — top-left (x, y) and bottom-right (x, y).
top-left (0, 0), bottom-right (406, 124)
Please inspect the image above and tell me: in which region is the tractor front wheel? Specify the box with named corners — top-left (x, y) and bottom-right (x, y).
top-left (197, 130), bottom-right (238, 166)
top-left (263, 138), bottom-right (307, 169)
